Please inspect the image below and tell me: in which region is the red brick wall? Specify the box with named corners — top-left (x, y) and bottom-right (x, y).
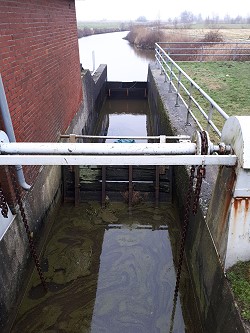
top-left (0, 0), bottom-right (83, 189)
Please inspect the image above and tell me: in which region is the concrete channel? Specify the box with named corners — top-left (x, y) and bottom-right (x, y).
top-left (1, 63), bottom-right (248, 332)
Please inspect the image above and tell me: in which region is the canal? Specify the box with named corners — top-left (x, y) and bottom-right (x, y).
top-left (10, 32), bottom-right (202, 332)
top-left (78, 31), bottom-right (154, 81)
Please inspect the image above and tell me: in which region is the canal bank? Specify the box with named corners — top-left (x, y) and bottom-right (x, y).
top-left (148, 63), bottom-right (247, 332)
top-left (1, 66), bottom-right (108, 332)
top-left (5, 62), bottom-right (247, 332)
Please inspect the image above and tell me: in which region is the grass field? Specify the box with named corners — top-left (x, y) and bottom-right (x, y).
top-left (227, 261), bottom-right (250, 322)
top-left (176, 61), bottom-right (250, 324)
top-left (164, 61), bottom-right (249, 141)
top-left (178, 61), bottom-right (250, 117)
top-left (163, 28), bottom-right (250, 41)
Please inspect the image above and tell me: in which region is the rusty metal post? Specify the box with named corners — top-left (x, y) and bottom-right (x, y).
top-left (69, 134), bottom-right (80, 206)
top-left (155, 166), bottom-right (160, 208)
top-left (102, 166), bottom-right (106, 208)
top-left (128, 165), bottom-right (133, 209)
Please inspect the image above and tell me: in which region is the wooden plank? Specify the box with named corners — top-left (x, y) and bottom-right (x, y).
top-left (67, 181), bottom-right (170, 193)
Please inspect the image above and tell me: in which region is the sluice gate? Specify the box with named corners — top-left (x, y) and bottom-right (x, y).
top-left (0, 64), bottom-right (250, 333)
top-left (106, 81), bottom-right (148, 99)
top-left (63, 164), bottom-right (172, 206)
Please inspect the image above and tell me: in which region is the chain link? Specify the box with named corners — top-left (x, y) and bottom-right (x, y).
top-left (169, 165), bottom-right (196, 333)
top-left (9, 167), bottom-right (47, 291)
top-left (0, 186), bottom-right (9, 218)
top-left (192, 165), bottom-right (206, 214)
top-left (169, 132), bottom-right (207, 332)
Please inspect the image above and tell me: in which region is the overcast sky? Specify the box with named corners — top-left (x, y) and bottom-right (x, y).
top-left (75, 0), bottom-right (250, 21)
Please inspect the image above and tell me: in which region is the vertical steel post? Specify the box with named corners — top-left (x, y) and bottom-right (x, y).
top-left (168, 62), bottom-right (174, 93)
top-left (206, 103), bottom-right (214, 133)
top-left (155, 166), bottom-right (160, 208)
top-left (69, 135), bottom-right (80, 206)
top-left (175, 70), bottom-right (182, 107)
top-left (128, 165), bottom-right (133, 209)
top-left (101, 166), bottom-right (106, 208)
top-left (186, 82), bottom-right (194, 125)
top-left (200, 45), bottom-right (204, 62)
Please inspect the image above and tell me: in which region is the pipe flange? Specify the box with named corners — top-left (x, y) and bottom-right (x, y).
top-left (0, 130), bottom-right (9, 144)
top-left (192, 130), bottom-right (211, 155)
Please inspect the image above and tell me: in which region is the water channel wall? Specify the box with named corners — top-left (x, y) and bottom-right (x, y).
top-left (147, 63), bottom-right (246, 332)
top-left (0, 1), bottom-right (83, 329)
top-left (0, 63), bottom-right (107, 331)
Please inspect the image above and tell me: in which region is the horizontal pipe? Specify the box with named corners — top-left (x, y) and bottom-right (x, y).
top-left (0, 154), bottom-right (237, 166)
top-left (0, 142), bottom-right (197, 155)
top-left (60, 134), bottom-right (191, 140)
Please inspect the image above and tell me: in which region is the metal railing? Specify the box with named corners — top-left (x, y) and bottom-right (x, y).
top-left (155, 43), bottom-right (230, 139)
top-left (157, 41), bottom-right (250, 61)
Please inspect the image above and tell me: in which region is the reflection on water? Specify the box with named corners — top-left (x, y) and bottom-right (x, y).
top-left (78, 31), bottom-right (154, 81)
top-left (91, 228), bottom-right (184, 333)
top-left (11, 203), bottom-right (200, 333)
top-left (94, 100), bottom-right (152, 143)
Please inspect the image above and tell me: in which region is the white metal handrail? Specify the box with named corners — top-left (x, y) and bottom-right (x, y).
top-left (157, 41), bottom-right (250, 61)
top-left (155, 43), bottom-right (230, 139)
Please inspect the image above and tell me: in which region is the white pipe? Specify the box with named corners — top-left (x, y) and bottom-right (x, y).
top-left (0, 142), bottom-right (197, 155)
top-left (0, 154), bottom-right (237, 166)
top-left (0, 75), bottom-right (31, 190)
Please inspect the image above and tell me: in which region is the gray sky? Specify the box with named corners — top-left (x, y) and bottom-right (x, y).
top-left (75, 0), bottom-right (250, 21)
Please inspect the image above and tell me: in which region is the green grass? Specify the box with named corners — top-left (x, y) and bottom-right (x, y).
top-left (171, 61), bottom-right (250, 141)
top-left (178, 61), bottom-right (250, 117)
top-left (227, 261), bottom-right (250, 322)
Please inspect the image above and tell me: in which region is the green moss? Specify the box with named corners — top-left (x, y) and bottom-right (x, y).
top-left (227, 261), bottom-right (250, 322)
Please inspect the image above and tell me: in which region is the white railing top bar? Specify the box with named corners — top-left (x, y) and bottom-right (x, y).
top-left (155, 43), bottom-right (230, 139)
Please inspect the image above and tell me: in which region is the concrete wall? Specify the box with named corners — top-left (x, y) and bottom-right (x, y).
top-left (147, 64), bottom-right (246, 332)
top-left (0, 1), bottom-right (84, 329)
top-left (80, 65), bottom-right (107, 136)
top-left (0, 63), bottom-right (107, 332)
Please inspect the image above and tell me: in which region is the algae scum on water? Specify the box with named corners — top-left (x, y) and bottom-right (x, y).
top-left (11, 202), bottom-right (200, 333)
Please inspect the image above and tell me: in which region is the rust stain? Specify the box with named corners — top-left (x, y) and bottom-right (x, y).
top-left (245, 198), bottom-right (249, 211)
top-left (233, 197), bottom-right (241, 211)
top-left (232, 197), bottom-right (250, 235)
top-left (219, 168), bottom-right (236, 234)
top-left (244, 198), bottom-right (250, 224)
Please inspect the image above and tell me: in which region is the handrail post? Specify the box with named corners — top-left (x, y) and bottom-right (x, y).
top-left (206, 103), bottom-right (214, 133)
top-left (186, 82), bottom-right (194, 126)
top-left (175, 70), bottom-right (182, 107)
top-left (168, 62), bottom-right (174, 93)
top-left (200, 45), bottom-right (204, 62)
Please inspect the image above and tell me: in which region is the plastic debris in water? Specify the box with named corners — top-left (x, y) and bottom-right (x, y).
top-left (114, 139), bottom-right (135, 143)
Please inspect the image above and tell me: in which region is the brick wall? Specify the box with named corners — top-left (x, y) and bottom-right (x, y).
top-left (0, 0), bottom-right (83, 189)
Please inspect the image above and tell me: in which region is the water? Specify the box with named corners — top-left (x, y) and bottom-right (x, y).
top-left (78, 31), bottom-right (154, 81)
top-left (11, 203), bottom-right (199, 333)
top-left (11, 33), bottom-right (202, 332)
top-left (94, 99), bottom-right (151, 142)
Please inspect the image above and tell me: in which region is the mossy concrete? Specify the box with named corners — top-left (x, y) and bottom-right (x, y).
top-left (1, 65), bottom-right (108, 332)
top-left (148, 63), bottom-right (246, 332)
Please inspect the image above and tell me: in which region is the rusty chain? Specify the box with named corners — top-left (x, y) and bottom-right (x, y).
top-left (193, 132), bottom-right (207, 213)
top-left (0, 186), bottom-right (9, 218)
top-left (9, 167), bottom-right (47, 291)
top-left (169, 131), bottom-right (207, 332)
top-left (169, 165), bottom-right (196, 332)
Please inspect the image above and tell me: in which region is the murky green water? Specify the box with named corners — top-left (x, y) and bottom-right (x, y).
top-left (11, 202), bottom-right (201, 333)
top-left (94, 99), bottom-right (152, 142)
